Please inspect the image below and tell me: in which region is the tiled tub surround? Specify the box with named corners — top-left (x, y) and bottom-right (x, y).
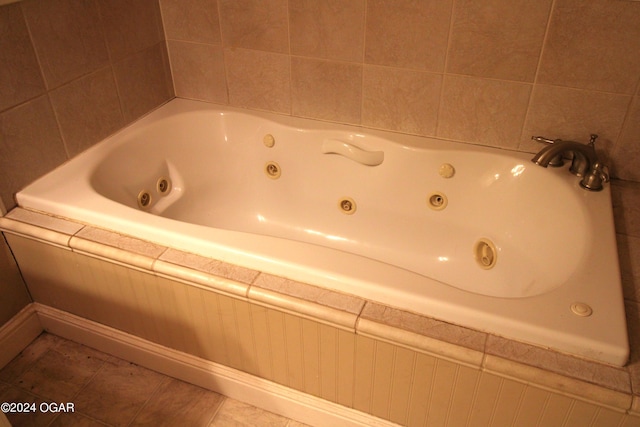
top-left (0, 0), bottom-right (173, 209)
top-left (2, 209), bottom-right (640, 426)
top-left (161, 0), bottom-right (640, 183)
top-left (11, 99), bottom-right (628, 367)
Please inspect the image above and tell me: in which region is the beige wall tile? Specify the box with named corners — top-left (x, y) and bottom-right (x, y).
top-left (619, 234), bottom-right (640, 303)
top-left (225, 48), bottom-right (291, 113)
top-left (49, 67), bottom-right (124, 157)
top-left (219, 0), bottom-right (289, 53)
top-left (438, 75), bottom-right (531, 148)
top-left (612, 96), bottom-right (640, 182)
top-left (612, 181), bottom-right (640, 238)
top-left (22, 0), bottom-right (109, 88)
top-left (0, 4), bottom-right (45, 111)
top-left (0, 96), bottom-right (67, 209)
top-left (362, 65), bottom-right (441, 136)
top-left (289, 0), bottom-right (365, 62)
top-left (291, 57), bottom-right (361, 124)
top-left (113, 44), bottom-right (173, 123)
top-left (1, 2), bottom-right (173, 212)
top-left (97, 0), bottom-right (163, 61)
top-left (168, 40), bottom-right (228, 104)
top-left (520, 85), bottom-right (630, 158)
top-left (365, 0), bottom-right (451, 72)
top-left (161, 0), bottom-right (221, 44)
top-left (537, 0), bottom-right (640, 94)
top-left (447, 0), bottom-right (552, 82)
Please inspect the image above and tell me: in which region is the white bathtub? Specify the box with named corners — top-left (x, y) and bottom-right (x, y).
top-left (16, 99), bottom-right (628, 366)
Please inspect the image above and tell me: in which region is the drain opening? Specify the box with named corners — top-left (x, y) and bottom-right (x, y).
top-left (474, 238), bottom-right (497, 270)
top-left (265, 161), bottom-right (281, 179)
top-left (156, 177), bottom-right (171, 194)
top-left (137, 191), bottom-right (152, 209)
top-left (427, 192), bottom-right (448, 210)
top-left (339, 197), bottom-right (356, 215)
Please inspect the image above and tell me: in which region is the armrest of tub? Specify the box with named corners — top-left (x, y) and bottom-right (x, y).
top-left (321, 139), bottom-right (384, 166)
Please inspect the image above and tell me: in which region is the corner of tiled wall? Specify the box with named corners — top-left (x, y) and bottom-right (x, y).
top-left (0, 0), bottom-right (174, 210)
top-left (160, 0), bottom-right (640, 179)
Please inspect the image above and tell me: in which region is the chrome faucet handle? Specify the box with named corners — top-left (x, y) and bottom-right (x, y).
top-left (531, 136), bottom-right (556, 145)
top-left (580, 161), bottom-right (609, 191)
top-left (531, 135), bottom-right (564, 167)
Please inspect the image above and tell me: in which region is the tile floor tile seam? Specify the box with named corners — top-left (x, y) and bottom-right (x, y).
top-left (0, 383), bottom-right (63, 427)
top-left (15, 339), bottom-right (125, 427)
top-left (204, 395), bottom-right (229, 426)
top-left (124, 375), bottom-right (183, 427)
top-left (68, 353), bottom-right (120, 427)
top-left (48, 410), bottom-right (114, 427)
top-left (37, 347), bottom-right (112, 427)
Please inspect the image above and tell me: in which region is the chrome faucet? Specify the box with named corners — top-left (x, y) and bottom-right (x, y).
top-left (531, 134), bottom-right (609, 191)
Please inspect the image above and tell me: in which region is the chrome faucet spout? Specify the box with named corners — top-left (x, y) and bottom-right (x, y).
top-left (531, 140), bottom-right (597, 177)
top-left (531, 134), bottom-right (607, 191)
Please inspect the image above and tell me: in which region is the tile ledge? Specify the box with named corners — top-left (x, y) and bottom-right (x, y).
top-left (483, 354), bottom-right (632, 411)
top-left (69, 235), bottom-right (158, 271)
top-left (248, 286), bottom-right (359, 332)
top-left (5, 207), bottom-right (85, 235)
top-left (153, 258), bottom-right (250, 299)
top-left (356, 317), bottom-right (484, 368)
top-left (0, 216), bottom-right (74, 249)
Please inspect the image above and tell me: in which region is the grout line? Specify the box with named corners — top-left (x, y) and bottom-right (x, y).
top-left (531, 0), bottom-right (557, 86)
top-left (517, 0), bottom-right (557, 150)
top-left (207, 395), bottom-right (228, 425)
top-left (434, 0), bottom-right (457, 137)
top-left (124, 375), bottom-right (171, 427)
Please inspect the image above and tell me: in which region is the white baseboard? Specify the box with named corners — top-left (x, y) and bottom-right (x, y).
top-left (0, 304), bottom-right (42, 369)
top-left (33, 303), bottom-right (398, 427)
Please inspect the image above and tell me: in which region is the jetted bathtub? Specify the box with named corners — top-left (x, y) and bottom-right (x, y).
top-left (15, 99), bottom-right (629, 366)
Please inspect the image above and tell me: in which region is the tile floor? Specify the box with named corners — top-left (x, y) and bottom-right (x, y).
top-left (0, 333), bottom-right (310, 427)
